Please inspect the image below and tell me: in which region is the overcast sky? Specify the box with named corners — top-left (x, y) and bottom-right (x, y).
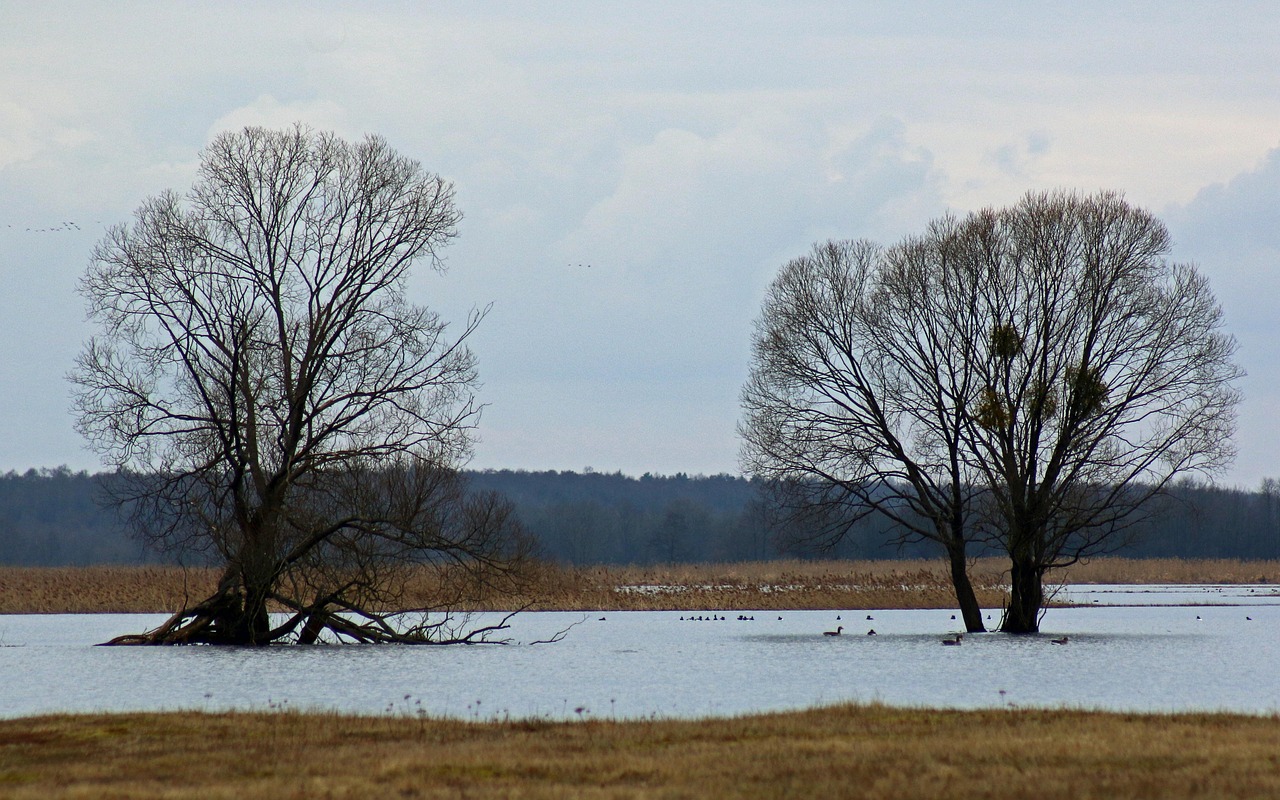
top-left (2, 3), bottom-right (1279, 486)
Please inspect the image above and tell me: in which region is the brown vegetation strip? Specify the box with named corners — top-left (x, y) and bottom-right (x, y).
top-left (2, 558), bottom-right (1278, 614)
top-left (1, 705), bottom-right (1279, 799)
top-left (0, 566), bottom-right (218, 614)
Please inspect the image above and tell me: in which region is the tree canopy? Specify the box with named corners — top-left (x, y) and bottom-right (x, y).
top-left (742, 190), bottom-right (1242, 632)
top-left (72, 125), bottom-right (530, 645)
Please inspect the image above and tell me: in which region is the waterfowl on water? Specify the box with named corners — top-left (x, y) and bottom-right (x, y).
top-left (1051, 636), bottom-right (1069, 645)
top-left (866, 615), bottom-right (874, 620)
top-left (866, 629), bottom-right (877, 636)
top-left (941, 634), bottom-right (963, 646)
top-left (824, 626), bottom-right (844, 636)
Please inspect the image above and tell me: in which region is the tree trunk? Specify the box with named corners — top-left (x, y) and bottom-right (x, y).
top-left (947, 542), bottom-right (986, 633)
top-left (235, 581), bottom-right (272, 645)
top-left (221, 532), bottom-right (277, 645)
top-left (1001, 556), bottom-right (1043, 633)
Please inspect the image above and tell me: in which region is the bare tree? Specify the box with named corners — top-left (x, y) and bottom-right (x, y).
top-left (72, 124), bottom-right (531, 645)
top-left (958, 191), bottom-right (1241, 632)
top-left (740, 239), bottom-right (991, 632)
top-left (742, 191), bottom-right (1241, 634)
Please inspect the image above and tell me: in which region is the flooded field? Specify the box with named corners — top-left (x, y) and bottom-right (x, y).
top-left (1, 585), bottom-right (1276, 720)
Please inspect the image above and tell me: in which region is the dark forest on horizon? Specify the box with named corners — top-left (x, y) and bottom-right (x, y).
top-left (2, 467), bottom-right (1278, 567)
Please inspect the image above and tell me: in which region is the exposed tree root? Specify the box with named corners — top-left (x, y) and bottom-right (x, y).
top-left (100, 585), bottom-right (526, 646)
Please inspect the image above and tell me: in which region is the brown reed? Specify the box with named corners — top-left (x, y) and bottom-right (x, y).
top-left (1045, 557), bottom-right (1280, 585)
top-left (0, 566), bottom-right (219, 614)
top-left (505, 560), bottom-right (1010, 611)
top-left (1, 557), bottom-right (1276, 614)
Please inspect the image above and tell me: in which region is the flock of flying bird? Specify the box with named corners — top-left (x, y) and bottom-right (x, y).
top-left (6, 220), bottom-right (89, 233)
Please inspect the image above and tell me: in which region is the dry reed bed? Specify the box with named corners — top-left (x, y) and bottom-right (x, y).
top-left (0, 566), bottom-right (218, 614)
top-left (2, 705), bottom-right (1280, 799)
top-left (511, 561), bottom-right (1009, 611)
top-left (2, 558), bottom-right (1278, 614)
top-left (1046, 556), bottom-right (1280, 585)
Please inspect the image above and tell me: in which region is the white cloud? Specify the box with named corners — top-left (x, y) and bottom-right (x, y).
top-left (0, 100), bottom-right (46, 169)
top-left (4, 4), bottom-right (1280, 479)
top-left (207, 95), bottom-right (354, 143)
top-left (560, 115), bottom-right (941, 288)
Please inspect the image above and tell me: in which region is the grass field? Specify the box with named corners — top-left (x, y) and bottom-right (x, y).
top-left (1, 705), bottom-right (1279, 799)
top-left (1, 558), bottom-right (1276, 614)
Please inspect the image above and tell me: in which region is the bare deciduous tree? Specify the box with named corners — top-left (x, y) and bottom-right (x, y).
top-left (741, 239), bottom-right (991, 632)
top-left (956, 191), bottom-right (1241, 632)
top-left (72, 124), bottom-right (531, 645)
top-left (742, 191), bottom-right (1241, 634)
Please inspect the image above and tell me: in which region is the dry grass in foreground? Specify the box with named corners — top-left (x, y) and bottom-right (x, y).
top-left (2, 557), bottom-right (1278, 614)
top-left (2, 705), bottom-right (1279, 799)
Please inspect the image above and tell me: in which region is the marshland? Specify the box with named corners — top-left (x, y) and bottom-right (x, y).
top-left (2, 562), bottom-right (1280, 796)
top-left (1, 25), bottom-right (1274, 798)
top-left (2, 562), bottom-right (1278, 720)
top-left (2, 557), bottom-right (1278, 614)
top-left (5, 562), bottom-right (1278, 793)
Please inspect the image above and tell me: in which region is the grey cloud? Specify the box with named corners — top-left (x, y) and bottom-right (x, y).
top-left (427, 114), bottom-right (946, 475)
top-left (5, 4), bottom-right (1280, 479)
top-left (985, 130), bottom-right (1052, 178)
top-left (1167, 144), bottom-right (1280, 486)
top-left (1026, 130), bottom-right (1051, 156)
top-left (1170, 147), bottom-right (1280, 254)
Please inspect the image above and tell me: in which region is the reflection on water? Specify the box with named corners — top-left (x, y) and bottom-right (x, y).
top-left (0, 586), bottom-right (1276, 720)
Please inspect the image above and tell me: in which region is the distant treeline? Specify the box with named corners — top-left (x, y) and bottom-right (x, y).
top-left (0, 467), bottom-right (151, 565)
top-left (1, 467), bottom-right (1279, 566)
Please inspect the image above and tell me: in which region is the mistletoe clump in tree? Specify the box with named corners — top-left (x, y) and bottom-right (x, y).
top-left (742, 191), bottom-right (1241, 633)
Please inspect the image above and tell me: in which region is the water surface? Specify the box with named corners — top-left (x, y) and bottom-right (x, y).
top-left (1, 585), bottom-right (1275, 720)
